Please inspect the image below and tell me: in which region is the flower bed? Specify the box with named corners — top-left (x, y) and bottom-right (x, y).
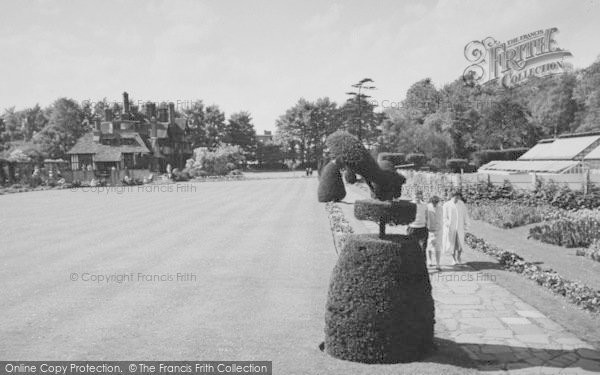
top-left (465, 233), bottom-right (600, 314)
top-left (576, 239), bottom-right (600, 263)
top-left (325, 202), bottom-right (354, 253)
top-left (528, 209), bottom-right (600, 248)
top-left (468, 201), bottom-right (558, 228)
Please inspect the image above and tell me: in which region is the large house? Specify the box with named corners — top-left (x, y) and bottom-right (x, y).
top-left (67, 92), bottom-right (192, 174)
top-left (479, 131), bottom-right (600, 175)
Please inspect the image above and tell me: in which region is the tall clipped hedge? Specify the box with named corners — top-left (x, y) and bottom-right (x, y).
top-left (446, 158), bottom-right (469, 173)
top-left (325, 234), bottom-right (434, 363)
top-left (472, 148), bottom-right (529, 167)
top-left (406, 153), bottom-right (428, 169)
top-left (377, 152), bottom-right (406, 167)
top-left (318, 160), bottom-right (346, 202)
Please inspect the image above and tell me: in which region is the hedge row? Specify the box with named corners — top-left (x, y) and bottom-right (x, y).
top-left (472, 148), bottom-right (529, 167)
top-left (465, 233), bottom-right (600, 314)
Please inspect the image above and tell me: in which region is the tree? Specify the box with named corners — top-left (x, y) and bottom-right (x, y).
top-left (204, 105), bottom-right (227, 149)
top-left (344, 78), bottom-right (378, 142)
top-left (223, 111), bottom-right (256, 154)
top-left (403, 78), bottom-right (441, 124)
top-left (256, 141), bottom-right (284, 169)
top-left (34, 98), bottom-right (87, 159)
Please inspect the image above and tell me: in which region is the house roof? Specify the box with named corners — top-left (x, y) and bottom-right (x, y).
top-left (479, 160), bottom-right (579, 174)
top-left (67, 132), bottom-right (150, 156)
top-left (519, 135), bottom-right (600, 160)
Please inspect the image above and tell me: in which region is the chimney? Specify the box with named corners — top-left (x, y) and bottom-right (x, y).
top-left (104, 108), bottom-right (113, 121)
top-left (123, 92), bottom-right (130, 114)
top-left (168, 102), bottom-right (175, 124)
top-left (151, 117), bottom-right (158, 138)
top-left (158, 103), bottom-right (168, 122)
top-left (144, 102), bottom-right (156, 118)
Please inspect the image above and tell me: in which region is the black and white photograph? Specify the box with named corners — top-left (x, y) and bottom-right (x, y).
top-left (2, 0), bottom-right (600, 374)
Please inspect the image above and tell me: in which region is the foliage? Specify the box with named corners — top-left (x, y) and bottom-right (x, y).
top-left (466, 233), bottom-right (600, 314)
top-left (326, 131), bottom-right (406, 201)
top-left (528, 209), bottom-right (600, 248)
top-left (190, 144), bottom-right (245, 176)
top-left (317, 160), bottom-right (346, 202)
top-left (255, 141), bottom-right (284, 169)
top-left (471, 148), bottom-right (529, 167)
top-left (406, 153), bottom-right (427, 169)
top-left (468, 201), bottom-right (557, 228)
top-left (377, 152), bottom-right (405, 166)
top-left (325, 233), bottom-right (434, 363)
top-left (576, 239), bottom-right (600, 263)
top-left (354, 199), bottom-right (416, 226)
top-left (222, 111), bottom-right (256, 153)
top-left (276, 97), bottom-right (342, 168)
top-left (445, 158), bottom-right (469, 173)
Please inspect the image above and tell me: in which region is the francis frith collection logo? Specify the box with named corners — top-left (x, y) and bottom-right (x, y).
top-left (463, 27), bottom-right (573, 87)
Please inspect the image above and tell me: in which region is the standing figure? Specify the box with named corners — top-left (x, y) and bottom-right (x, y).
top-left (407, 190), bottom-right (428, 253)
top-left (426, 195), bottom-right (443, 270)
top-left (443, 191), bottom-right (470, 265)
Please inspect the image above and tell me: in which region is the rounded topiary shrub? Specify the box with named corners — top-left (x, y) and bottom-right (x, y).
top-left (318, 160), bottom-right (346, 202)
top-left (355, 199), bottom-right (415, 237)
top-left (325, 234), bottom-right (435, 363)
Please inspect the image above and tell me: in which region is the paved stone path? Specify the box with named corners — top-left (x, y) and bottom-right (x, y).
top-left (338, 184), bottom-right (600, 374)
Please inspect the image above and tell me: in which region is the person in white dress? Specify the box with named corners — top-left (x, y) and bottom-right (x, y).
top-left (442, 191), bottom-right (470, 265)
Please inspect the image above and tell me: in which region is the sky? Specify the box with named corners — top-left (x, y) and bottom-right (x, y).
top-left (1, 0), bottom-right (599, 133)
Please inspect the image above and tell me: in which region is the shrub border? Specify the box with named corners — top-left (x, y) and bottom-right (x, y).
top-left (465, 233), bottom-right (600, 314)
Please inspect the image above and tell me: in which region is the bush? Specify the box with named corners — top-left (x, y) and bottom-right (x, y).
top-left (445, 159), bottom-right (469, 173)
top-left (326, 131), bottom-right (379, 181)
top-left (406, 153), bottom-right (427, 169)
top-left (528, 209), bottom-right (600, 248)
top-left (468, 202), bottom-right (557, 228)
top-left (192, 144), bottom-right (245, 176)
top-left (576, 240), bottom-right (600, 262)
top-left (318, 160), bottom-right (346, 202)
top-left (326, 131), bottom-right (406, 201)
top-left (325, 234), bottom-right (434, 363)
top-left (228, 169), bottom-right (243, 176)
top-left (472, 148), bottom-right (529, 167)
top-left (377, 153), bottom-right (406, 167)
top-left (354, 199), bottom-right (416, 237)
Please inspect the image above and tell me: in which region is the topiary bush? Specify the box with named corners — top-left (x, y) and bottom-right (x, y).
top-left (446, 158), bottom-right (469, 173)
top-left (325, 234), bottom-right (435, 363)
top-left (355, 199), bottom-right (416, 238)
top-left (406, 153), bottom-right (428, 169)
top-left (377, 152), bottom-right (406, 167)
top-left (318, 160), bottom-right (346, 202)
top-left (325, 131), bottom-right (406, 201)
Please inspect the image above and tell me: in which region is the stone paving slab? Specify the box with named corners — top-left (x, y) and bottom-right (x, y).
top-left (339, 184), bottom-right (600, 374)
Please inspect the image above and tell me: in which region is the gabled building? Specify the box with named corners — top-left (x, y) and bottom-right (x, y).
top-left (67, 92), bottom-right (192, 174)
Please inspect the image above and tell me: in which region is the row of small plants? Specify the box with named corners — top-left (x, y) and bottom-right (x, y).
top-left (467, 200), bottom-right (559, 228)
top-left (325, 202), bottom-right (353, 253)
top-left (528, 209), bottom-right (600, 248)
top-left (465, 233), bottom-right (600, 314)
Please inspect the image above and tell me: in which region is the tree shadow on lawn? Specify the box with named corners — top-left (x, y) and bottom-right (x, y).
top-left (428, 338), bottom-right (600, 372)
